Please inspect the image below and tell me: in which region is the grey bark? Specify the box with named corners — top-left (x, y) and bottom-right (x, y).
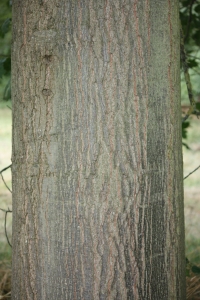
top-left (12, 0), bottom-right (185, 299)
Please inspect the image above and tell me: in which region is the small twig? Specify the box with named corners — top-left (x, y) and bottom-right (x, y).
top-left (0, 165), bottom-right (12, 174)
top-left (182, 114), bottom-right (190, 123)
top-left (182, 142), bottom-right (191, 150)
top-left (0, 173), bottom-right (12, 194)
top-left (0, 208), bottom-right (12, 248)
top-left (0, 291), bottom-right (12, 299)
top-left (184, 165), bottom-right (200, 180)
top-left (6, 105), bottom-right (12, 110)
top-left (0, 165), bottom-right (12, 193)
top-left (182, 110), bottom-right (200, 123)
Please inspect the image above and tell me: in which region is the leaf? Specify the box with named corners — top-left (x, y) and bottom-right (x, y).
top-left (0, 58), bottom-right (6, 79)
top-left (0, 18), bottom-right (11, 37)
top-left (194, 4), bottom-right (200, 14)
top-left (193, 17), bottom-right (200, 27)
top-left (186, 268), bottom-right (190, 277)
top-left (191, 265), bottom-right (200, 274)
top-left (196, 103), bottom-right (200, 112)
top-left (192, 30), bottom-right (200, 46)
top-left (187, 58), bottom-right (198, 68)
top-left (185, 257), bottom-right (200, 276)
top-left (3, 57), bottom-right (11, 72)
top-left (182, 121), bottom-right (190, 129)
top-left (182, 121), bottom-right (190, 140)
top-left (3, 79), bottom-right (11, 101)
top-left (0, 57), bottom-right (11, 78)
top-left (181, 0), bottom-right (191, 7)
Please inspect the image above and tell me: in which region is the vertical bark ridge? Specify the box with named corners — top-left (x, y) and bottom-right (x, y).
top-left (12, 0), bottom-right (185, 299)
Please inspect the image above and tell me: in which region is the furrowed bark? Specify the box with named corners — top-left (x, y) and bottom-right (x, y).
top-left (12, 0), bottom-right (185, 299)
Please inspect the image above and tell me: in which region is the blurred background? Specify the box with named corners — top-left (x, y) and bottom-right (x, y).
top-left (0, 0), bottom-right (200, 297)
top-left (0, 0), bottom-right (12, 265)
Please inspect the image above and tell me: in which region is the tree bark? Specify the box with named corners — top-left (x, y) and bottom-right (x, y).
top-left (12, 0), bottom-right (185, 299)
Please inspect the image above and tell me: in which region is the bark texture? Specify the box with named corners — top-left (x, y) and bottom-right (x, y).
top-left (12, 0), bottom-right (185, 299)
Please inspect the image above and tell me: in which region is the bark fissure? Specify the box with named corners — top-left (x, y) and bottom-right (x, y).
top-left (12, 0), bottom-right (185, 299)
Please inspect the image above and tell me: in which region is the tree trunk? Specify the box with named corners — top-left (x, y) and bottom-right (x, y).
top-left (12, 0), bottom-right (185, 299)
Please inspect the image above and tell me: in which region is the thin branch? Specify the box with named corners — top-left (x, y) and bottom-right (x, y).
top-left (182, 142), bottom-right (191, 150)
top-left (182, 109), bottom-right (200, 123)
top-left (184, 165), bottom-right (200, 180)
top-left (0, 165), bottom-right (12, 193)
top-left (182, 113), bottom-right (191, 123)
top-left (0, 291), bottom-right (11, 299)
top-left (0, 208), bottom-right (12, 248)
top-left (0, 164), bottom-right (12, 174)
top-left (0, 173), bottom-right (12, 193)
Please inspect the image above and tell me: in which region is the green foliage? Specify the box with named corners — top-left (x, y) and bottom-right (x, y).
top-left (0, 58), bottom-right (5, 79)
top-left (0, 0), bottom-right (11, 100)
top-left (180, 0), bottom-right (200, 142)
top-left (187, 58), bottom-right (198, 68)
top-left (182, 121), bottom-right (190, 149)
top-left (0, 18), bottom-right (11, 38)
top-left (186, 257), bottom-right (200, 277)
top-left (0, 56), bottom-right (11, 79)
top-left (186, 235), bottom-right (200, 265)
top-left (182, 121), bottom-right (190, 139)
top-left (180, 0), bottom-right (200, 45)
top-left (180, 0), bottom-right (200, 86)
top-left (192, 264), bottom-right (200, 274)
top-left (3, 78), bottom-right (10, 100)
